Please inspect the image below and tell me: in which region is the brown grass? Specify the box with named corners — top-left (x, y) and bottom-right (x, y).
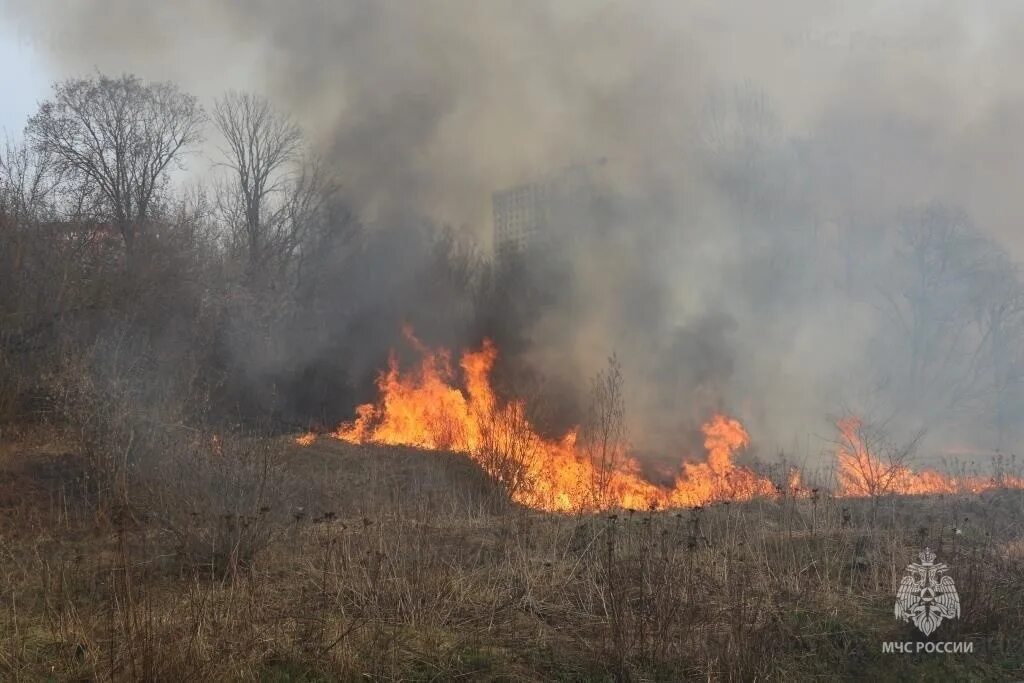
top-left (0, 428), bottom-right (1022, 681)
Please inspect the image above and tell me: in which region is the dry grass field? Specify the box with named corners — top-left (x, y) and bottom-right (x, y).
top-left (1, 428), bottom-right (1022, 681)
top-left (5, 53), bottom-right (1024, 683)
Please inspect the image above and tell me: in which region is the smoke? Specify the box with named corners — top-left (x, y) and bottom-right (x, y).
top-left (8, 0), bottom-right (1024, 459)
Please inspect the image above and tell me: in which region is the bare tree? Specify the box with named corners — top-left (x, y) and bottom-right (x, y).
top-left (875, 204), bottom-right (1024, 440)
top-left (0, 136), bottom-right (64, 222)
top-left (888, 206), bottom-right (978, 395)
top-left (212, 91), bottom-right (303, 271)
top-left (834, 416), bottom-right (924, 510)
top-left (963, 253), bottom-right (1024, 446)
top-left (0, 137), bottom-right (110, 396)
top-left (581, 354), bottom-right (628, 508)
top-left (477, 403), bottom-right (536, 503)
top-left (699, 82), bottom-right (781, 209)
top-left (26, 74), bottom-right (205, 266)
top-left (280, 156), bottom-right (337, 261)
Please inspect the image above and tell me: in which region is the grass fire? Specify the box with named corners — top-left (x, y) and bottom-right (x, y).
top-left (301, 332), bottom-right (1024, 512)
top-left (3, 2), bottom-right (1024, 680)
top-left (315, 330), bottom-right (780, 511)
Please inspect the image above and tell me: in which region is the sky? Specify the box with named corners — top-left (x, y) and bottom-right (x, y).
top-left (0, 17), bottom-right (50, 137)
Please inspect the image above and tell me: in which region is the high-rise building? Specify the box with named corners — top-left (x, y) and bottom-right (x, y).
top-left (492, 158), bottom-right (610, 260)
top-left (492, 181), bottom-right (549, 260)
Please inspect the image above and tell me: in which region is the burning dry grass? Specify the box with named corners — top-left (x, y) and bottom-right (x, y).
top-left (835, 417), bottom-right (1024, 497)
top-left (1, 429), bottom-right (1023, 680)
top-left (305, 333), bottom-right (1024, 512)
top-left (324, 331), bottom-right (790, 512)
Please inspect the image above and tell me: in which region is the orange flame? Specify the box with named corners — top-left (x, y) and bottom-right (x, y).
top-left (308, 333), bottom-right (1024, 509)
top-left (331, 332), bottom-right (779, 511)
top-left (668, 415), bottom-right (776, 506)
top-left (787, 468), bottom-right (804, 495)
top-left (835, 417), bottom-right (1024, 496)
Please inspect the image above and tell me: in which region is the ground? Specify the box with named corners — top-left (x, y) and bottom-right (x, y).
top-left (0, 428), bottom-right (1022, 680)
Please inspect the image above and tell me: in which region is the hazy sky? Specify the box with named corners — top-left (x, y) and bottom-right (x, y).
top-left (0, 18), bottom-right (49, 136)
top-left (6, 1), bottom-right (1023, 260)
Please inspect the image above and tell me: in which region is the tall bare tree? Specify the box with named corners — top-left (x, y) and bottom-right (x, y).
top-left (699, 82), bottom-right (781, 209)
top-left (26, 74), bottom-right (205, 265)
top-left (212, 91), bottom-right (303, 270)
top-left (879, 205), bottom-right (1020, 416)
top-left (581, 354), bottom-right (628, 508)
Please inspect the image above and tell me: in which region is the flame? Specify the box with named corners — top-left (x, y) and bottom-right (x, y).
top-left (305, 332), bottom-right (1024, 509)
top-left (668, 415), bottom-right (776, 506)
top-left (787, 468), bottom-right (803, 494)
top-left (331, 331), bottom-right (777, 511)
top-left (835, 417), bottom-right (1024, 496)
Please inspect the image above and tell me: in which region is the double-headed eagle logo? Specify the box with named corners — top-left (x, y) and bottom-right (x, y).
top-left (894, 547), bottom-right (960, 636)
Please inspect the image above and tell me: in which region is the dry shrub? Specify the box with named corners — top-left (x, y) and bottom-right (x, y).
top-left (478, 402), bottom-right (537, 503)
top-left (47, 328), bottom-right (291, 576)
top-left (50, 330), bottom-right (173, 508)
top-left (138, 431), bottom-right (289, 576)
top-left (580, 354), bottom-right (628, 509)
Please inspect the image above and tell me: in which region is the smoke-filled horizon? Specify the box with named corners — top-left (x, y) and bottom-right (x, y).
top-left (7, 0), bottom-right (1024, 464)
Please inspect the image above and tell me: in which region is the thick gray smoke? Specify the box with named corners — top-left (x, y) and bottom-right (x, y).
top-left (8, 1), bottom-right (1024, 463)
